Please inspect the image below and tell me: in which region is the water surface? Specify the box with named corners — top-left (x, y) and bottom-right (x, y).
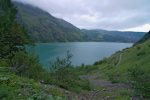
top-left (27, 42), bottom-right (133, 67)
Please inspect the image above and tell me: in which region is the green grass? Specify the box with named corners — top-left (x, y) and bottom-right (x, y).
top-left (89, 33), bottom-right (150, 98)
top-left (91, 36), bottom-right (150, 81)
top-left (0, 66), bottom-right (66, 100)
top-left (0, 52), bottom-right (92, 99)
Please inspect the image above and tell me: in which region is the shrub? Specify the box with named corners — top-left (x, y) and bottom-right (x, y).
top-left (0, 84), bottom-right (20, 100)
top-left (137, 51), bottom-right (145, 56)
top-left (10, 51), bottom-right (51, 83)
top-left (0, 0), bottom-right (30, 59)
top-left (136, 46), bottom-right (141, 50)
top-left (128, 66), bottom-right (150, 98)
top-left (49, 51), bottom-right (91, 92)
top-left (0, 59), bottom-right (9, 67)
top-left (94, 58), bottom-right (107, 65)
top-left (106, 68), bottom-right (120, 83)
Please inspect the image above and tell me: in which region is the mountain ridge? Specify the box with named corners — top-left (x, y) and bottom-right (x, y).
top-left (82, 29), bottom-right (146, 43)
top-left (14, 1), bottom-right (84, 42)
top-left (14, 1), bottom-right (146, 43)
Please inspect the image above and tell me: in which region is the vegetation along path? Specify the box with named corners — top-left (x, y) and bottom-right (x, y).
top-left (116, 53), bottom-right (123, 67)
top-left (80, 75), bottom-right (129, 100)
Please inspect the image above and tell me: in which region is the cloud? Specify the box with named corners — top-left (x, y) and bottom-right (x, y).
top-left (122, 24), bottom-right (150, 32)
top-left (12, 0), bottom-right (150, 31)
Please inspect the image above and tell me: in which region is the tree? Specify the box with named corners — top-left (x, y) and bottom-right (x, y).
top-left (0, 0), bottom-right (29, 59)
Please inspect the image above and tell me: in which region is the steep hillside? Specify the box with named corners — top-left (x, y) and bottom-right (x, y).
top-left (135, 31), bottom-right (150, 44)
top-left (0, 66), bottom-right (66, 100)
top-left (14, 2), bottom-right (84, 42)
top-left (92, 31), bottom-right (150, 98)
top-left (95, 31), bottom-right (150, 78)
top-left (82, 29), bottom-right (146, 43)
top-left (13, 1), bottom-right (145, 43)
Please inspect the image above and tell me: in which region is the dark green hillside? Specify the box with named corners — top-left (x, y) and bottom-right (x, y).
top-left (14, 2), bottom-right (84, 42)
top-left (82, 29), bottom-right (146, 43)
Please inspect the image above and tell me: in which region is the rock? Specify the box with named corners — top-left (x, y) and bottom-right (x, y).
top-left (18, 93), bottom-right (22, 96)
top-left (102, 89), bottom-right (106, 91)
top-left (65, 90), bottom-right (70, 94)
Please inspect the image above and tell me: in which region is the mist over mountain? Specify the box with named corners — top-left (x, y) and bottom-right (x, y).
top-left (13, 1), bottom-right (146, 43)
top-left (14, 1), bottom-right (84, 42)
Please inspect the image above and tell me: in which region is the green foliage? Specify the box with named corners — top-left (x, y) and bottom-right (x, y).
top-left (0, 59), bottom-right (9, 67)
top-left (0, 0), bottom-right (90, 99)
top-left (0, 0), bottom-right (30, 59)
top-left (90, 31), bottom-right (150, 99)
top-left (128, 66), bottom-right (150, 98)
top-left (0, 71), bottom-right (66, 100)
top-left (106, 68), bottom-right (120, 83)
top-left (10, 51), bottom-right (52, 83)
top-left (0, 85), bottom-right (17, 100)
top-left (49, 51), bottom-right (73, 73)
top-left (94, 58), bottom-right (107, 65)
top-left (49, 51), bottom-right (91, 92)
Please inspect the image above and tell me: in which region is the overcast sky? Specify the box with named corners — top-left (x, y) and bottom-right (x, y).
top-left (13, 0), bottom-right (150, 32)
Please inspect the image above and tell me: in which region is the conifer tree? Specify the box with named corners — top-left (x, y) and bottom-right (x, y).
top-left (0, 0), bottom-right (29, 59)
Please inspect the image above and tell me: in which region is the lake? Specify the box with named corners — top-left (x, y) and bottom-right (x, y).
top-left (27, 42), bottom-right (133, 67)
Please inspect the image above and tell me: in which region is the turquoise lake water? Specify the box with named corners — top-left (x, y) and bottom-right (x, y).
top-left (27, 42), bottom-right (133, 67)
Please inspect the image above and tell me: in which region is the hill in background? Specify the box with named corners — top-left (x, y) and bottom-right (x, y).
top-left (82, 29), bottom-right (146, 43)
top-left (14, 1), bottom-right (146, 43)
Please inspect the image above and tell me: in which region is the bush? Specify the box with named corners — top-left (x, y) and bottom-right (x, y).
top-left (128, 66), bottom-right (150, 98)
top-left (0, 84), bottom-right (20, 100)
top-left (137, 51), bottom-right (145, 56)
top-left (94, 58), bottom-right (107, 65)
top-left (0, 59), bottom-right (9, 67)
top-left (10, 51), bottom-right (51, 83)
top-left (106, 68), bottom-right (120, 83)
top-left (49, 51), bottom-right (91, 92)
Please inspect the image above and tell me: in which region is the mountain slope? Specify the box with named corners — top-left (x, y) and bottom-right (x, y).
top-left (14, 1), bottom-right (84, 42)
top-left (135, 31), bottom-right (150, 44)
top-left (82, 29), bottom-right (146, 43)
top-left (14, 1), bottom-right (146, 43)
top-left (92, 31), bottom-right (150, 98)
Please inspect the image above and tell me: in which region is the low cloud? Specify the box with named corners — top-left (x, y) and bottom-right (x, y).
top-left (13, 0), bottom-right (150, 31)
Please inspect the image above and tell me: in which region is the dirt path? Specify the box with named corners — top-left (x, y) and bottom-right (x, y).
top-left (51, 53), bottom-right (127, 100)
top-left (81, 75), bottom-right (128, 100)
top-left (116, 53), bottom-right (122, 67)
top-left (65, 53), bottom-right (127, 100)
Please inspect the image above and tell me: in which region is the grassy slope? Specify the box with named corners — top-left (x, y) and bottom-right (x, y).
top-left (1, 33), bottom-right (149, 99)
top-left (0, 65), bottom-right (67, 100)
top-left (91, 31), bottom-right (150, 83)
top-left (73, 32), bottom-right (150, 99)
